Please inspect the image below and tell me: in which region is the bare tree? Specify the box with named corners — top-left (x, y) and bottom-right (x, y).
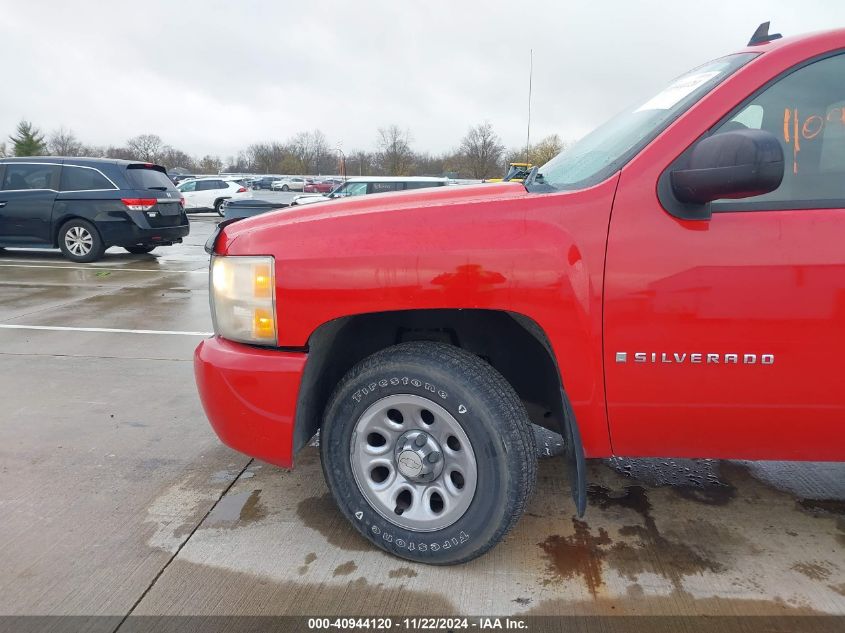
top-left (290, 130), bottom-right (330, 174)
top-left (528, 134), bottom-right (567, 165)
top-left (48, 127), bottom-right (84, 156)
top-left (158, 146), bottom-right (196, 172)
top-left (126, 134), bottom-right (164, 162)
top-left (348, 150), bottom-right (373, 177)
top-left (415, 151), bottom-right (453, 177)
top-left (197, 155), bottom-right (223, 174)
top-left (79, 144), bottom-right (107, 158)
top-left (507, 134), bottom-right (568, 169)
top-left (0, 142), bottom-right (7, 158)
top-left (105, 146), bottom-right (136, 161)
top-left (376, 125), bottom-right (414, 176)
top-left (246, 142), bottom-right (289, 174)
top-left (458, 123), bottom-right (505, 179)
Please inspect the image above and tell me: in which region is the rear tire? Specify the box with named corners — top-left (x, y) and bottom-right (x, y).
top-left (124, 245), bottom-right (156, 255)
top-left (320, 342), bottom-right (537, 565)
top-left (281, 185), bottom-right (289, 192)
top-left (58, 219), bottom-right (105, 263)
top-left (214, 199), bottom-right (226, 216)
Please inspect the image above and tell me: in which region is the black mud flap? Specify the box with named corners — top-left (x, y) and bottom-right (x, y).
top-left (560, 389), bottom-right (587, 516)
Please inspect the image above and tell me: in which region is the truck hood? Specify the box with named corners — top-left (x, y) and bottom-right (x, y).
top-left (218, 182), bottom-right (528, 251)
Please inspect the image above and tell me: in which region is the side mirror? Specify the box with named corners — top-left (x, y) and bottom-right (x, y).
top-left (671, 129), bottom-right (784, 205)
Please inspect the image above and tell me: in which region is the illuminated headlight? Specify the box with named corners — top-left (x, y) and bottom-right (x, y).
top-left (210, 255), bottom-right (277, 345)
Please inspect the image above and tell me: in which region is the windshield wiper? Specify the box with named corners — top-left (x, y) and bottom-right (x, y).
top-left (148, 186), bottom-right (168, 191)
top-left (523, 166), bottom-right (540, 187)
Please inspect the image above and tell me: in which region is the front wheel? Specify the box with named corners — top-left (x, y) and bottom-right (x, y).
top-left (58, 219), bottom-right (105, 263)
top-left (281, 185), bottom-right (289, 191)
top-left (320, 342), bottom-right (537, 564)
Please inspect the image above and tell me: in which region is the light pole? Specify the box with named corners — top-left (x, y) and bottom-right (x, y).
top-left (336, 147), bottom-right (347, 181)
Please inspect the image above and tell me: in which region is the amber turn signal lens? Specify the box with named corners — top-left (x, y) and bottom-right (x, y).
top-left (252, 308), bottom-right (275, 340)
top-left (253, 264), bottom-right (273, 299)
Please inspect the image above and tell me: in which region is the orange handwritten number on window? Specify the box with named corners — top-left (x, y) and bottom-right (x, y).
top-left (783, 108), bottom-right (801, 174)
top-left (802, 115), bottom-right (824, 140)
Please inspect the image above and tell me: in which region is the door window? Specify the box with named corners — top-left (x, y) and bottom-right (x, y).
top-left (405, 181), bottom-right (445, 190)
top-left (342, 182), bottom-right (368, 196)
top-left (712, 53), bottom-right (845, 210)
top-left (178, 181), bottom-right (197, 192)
top-left (2, 164), bottom-right (59, 191)
top-left (369, 182), bottom-right (400, 193)
top-left (197, 180), bottom-right (226, 191)
top-left (60, 166), bottom-right (115, 191)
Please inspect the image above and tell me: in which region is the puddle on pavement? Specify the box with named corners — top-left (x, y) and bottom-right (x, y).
top-left (798, 499), bottom-right (845, 546)
top-left (332, 561), bottom-right (357, 577)
top-left (799, 498), bottom-right (845, 516)
top-left (295, 493), bottom-right (371, 552)
top-left (297, 552), bottom-right (317, 576)
top-left (205, 489), bottom-right (266, 527)
top-left (141, 558), bottom-right (837, 618)
top-left (540, 484), bottom-right (725, 595)
top-left (159, 441), bottom-right (844, 614)
top-left (210, 469), bottom-right (255, 484)
top-left (539, 519), bottom-right (610, 596)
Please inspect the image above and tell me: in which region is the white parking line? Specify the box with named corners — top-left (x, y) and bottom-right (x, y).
top-left (0, 263), bottom-right (207, 274)
top-left (0, 324), bottom-right (212, 336)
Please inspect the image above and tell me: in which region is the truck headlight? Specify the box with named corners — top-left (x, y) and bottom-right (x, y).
top-left (210, 255), bottom-right (277, 346)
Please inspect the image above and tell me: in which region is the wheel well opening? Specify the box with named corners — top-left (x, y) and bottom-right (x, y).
top-left (293, 309), bottom-right (565, 454)
top-left (53, 216), bottom-right (95, 247)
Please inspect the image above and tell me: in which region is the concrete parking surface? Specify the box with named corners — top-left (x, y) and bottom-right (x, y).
top-left (0, 212), bottom-right (843, 624)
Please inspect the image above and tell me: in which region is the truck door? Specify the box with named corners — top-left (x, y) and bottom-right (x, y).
top-left (0, 162), bottom-right (60, 245)
top-left (604, 53), bottom-right (845, 461)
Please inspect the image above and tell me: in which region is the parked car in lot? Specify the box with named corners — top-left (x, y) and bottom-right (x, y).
top-left (0, 157), bottom-right (188, 262)
top-left (293, 176), bottom-right (448, 205)
top-left (303, 178), bottom-right (343, 193)
top-left (222, 198), bottom-right (289, 220)
top-left (196, 26), bottom-right (845, 565)
top-left (170, 173), bottom-right (196, 185)
top-left (250, 176), bottom-right (278, 190)
top-left (177, 178), bottom-right (249, 215)
top-left (271, 176), bottom-right (306, 191)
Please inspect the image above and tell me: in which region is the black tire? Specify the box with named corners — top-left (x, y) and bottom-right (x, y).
top-left (281, 185), bottom-right (289, 191)
top-left (320, 342), bottom-right (537, 565)
top-left (124, 245), bottom-right (156, 255)
top-left (214, 199), bottom-right (226, 216)
top-left (58, 219), bottom-right (105, 263)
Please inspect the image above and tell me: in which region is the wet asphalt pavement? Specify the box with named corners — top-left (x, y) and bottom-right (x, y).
top-left (0, 209), bottom-right (843, 624)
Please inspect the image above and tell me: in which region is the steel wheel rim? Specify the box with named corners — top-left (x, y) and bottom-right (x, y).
top-left (350, 394), bottom-right (478, 532)
top-left (65, 226), bottom-right (93, 256)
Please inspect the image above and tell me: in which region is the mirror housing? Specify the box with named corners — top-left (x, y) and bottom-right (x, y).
top-left (671, 129), bottom-right (784, 205)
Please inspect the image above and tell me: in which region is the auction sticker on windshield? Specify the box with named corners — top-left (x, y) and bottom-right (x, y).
top-left (636, 70), bottom-right (721, 111)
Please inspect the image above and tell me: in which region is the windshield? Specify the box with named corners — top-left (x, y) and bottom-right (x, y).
top-left (534, 53), bottom-right (757, 191)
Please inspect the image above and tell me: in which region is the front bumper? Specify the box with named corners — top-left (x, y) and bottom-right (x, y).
top-left (194, 336), bottom-right (307, 468)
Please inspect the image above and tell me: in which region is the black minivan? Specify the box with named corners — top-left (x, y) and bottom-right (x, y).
top-left (0, 157), bottom-right (190, 262)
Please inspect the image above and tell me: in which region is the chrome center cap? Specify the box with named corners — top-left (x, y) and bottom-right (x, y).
top-left (394, 429), bottom-right (444, 483)
top-left (397, 450), bottom-right (423, 478)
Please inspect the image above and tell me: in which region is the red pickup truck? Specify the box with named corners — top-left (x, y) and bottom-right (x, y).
top-left (195, 25), bottom-right (845, 565)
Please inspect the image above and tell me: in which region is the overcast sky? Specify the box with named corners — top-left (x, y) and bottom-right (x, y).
top-left (1, 0), bottom-right (843, 160)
